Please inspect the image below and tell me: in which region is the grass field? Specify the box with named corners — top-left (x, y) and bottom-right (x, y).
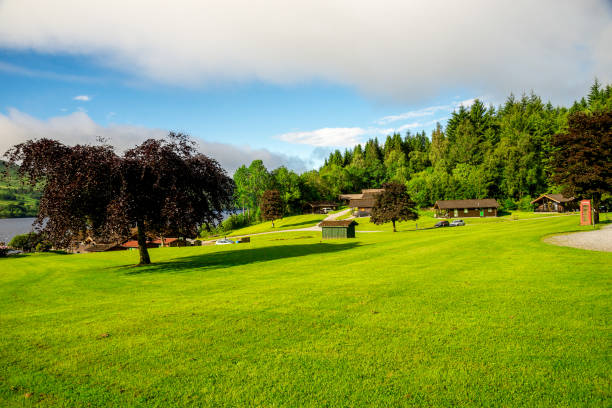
top-left (222, 213), bottom-right (327, 236)
top-left (1, 215), bottom-right (610, 406)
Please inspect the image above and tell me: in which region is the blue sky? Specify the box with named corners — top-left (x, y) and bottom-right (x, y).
top-left (0, 1), bottom-right (610, 173)
top-left (0, 50), bottom-right (471, 170)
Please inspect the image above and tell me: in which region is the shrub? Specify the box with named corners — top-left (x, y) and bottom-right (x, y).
top-left (221, 213), bottom-right (251, 232)
top-left (9, 232), bottom-right (42, 252)
top-left (502, 198), bottom-right (518, 211)
top-left (35, 242), bottom-right (52, 252)
top-left (0, 245), bottom-right (9, 257)
top-left (518, 195), bottom-right (534, 212)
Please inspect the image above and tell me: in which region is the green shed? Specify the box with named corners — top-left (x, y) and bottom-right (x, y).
top-left (320, 220), bottom-right (357, 239)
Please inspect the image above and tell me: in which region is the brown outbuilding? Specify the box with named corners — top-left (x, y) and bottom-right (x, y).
top-left (434, 199), bottom-right (499, 218)
top-left (345, 188), bottom-right (385, 217)
top-left (303, 201), bottom-right (338, 214)
top-left (530, 194), bottom-right (576, 213)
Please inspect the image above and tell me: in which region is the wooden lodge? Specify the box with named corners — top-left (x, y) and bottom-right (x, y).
top-left (530, 194), bottom-right (576, 213)
top-left (303, 201), bottom-right (338, 214)
top-left (343, 188), bottom-right (385, 217)
top-left (320, 220), bottom-right (357, 239)
top-left (434, 199), bottom-right (499, 218)
top-left (121, 237), bottom-right (187, 250)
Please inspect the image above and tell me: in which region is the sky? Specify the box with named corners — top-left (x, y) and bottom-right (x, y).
top-left (0, 0), bottom-right (610, 173)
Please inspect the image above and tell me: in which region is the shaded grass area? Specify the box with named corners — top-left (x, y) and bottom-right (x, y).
top-left (0, 217), bottom-right (610, 406)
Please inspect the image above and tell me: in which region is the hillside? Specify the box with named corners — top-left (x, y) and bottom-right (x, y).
top-left (0, 161), bottom-right (41, 218)
top-left (1, 215), bottom-right (609, 406)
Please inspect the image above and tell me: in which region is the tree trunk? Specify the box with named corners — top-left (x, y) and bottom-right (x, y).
top-left (136, 220), bottom-right (151, 265)
top-left (392, 220), bottom-right (396, 232)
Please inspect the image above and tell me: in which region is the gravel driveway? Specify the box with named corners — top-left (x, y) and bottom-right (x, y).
top-left (545, 223), bottom-right (612, 252)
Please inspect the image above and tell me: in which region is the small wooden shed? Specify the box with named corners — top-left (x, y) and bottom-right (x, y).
top-left (320, 220), bottom-right (357, 239)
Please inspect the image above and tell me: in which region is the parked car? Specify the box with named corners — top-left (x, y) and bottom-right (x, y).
top-left (450, 219), bottom-right (465, 226)
top-left (434, 220), bottom-right (450, 228)
top-left (215, 238), bottom-right (235, 245)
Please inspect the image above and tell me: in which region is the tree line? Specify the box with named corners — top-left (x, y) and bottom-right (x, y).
top-left (232, 81), bottom-right (612, 217)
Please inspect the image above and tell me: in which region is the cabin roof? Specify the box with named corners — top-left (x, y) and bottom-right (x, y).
top-left (320, 220), bottom-right (358, 227)
top-left (434, 199), bottom-right (499, 209)
top-left (339, 193), bottom-right (363, 200)
top-left (530, 194), bottom-right (575, 204)
top-left (348, 197), bottom-right (377, 208)
top-left (151, 237), bottom-right (179, 245)
top-left (304, 201), bottom-right (338, 208)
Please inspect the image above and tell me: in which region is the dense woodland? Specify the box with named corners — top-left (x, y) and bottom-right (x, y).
top-left (232, 81), bottom-right (612, 221)
top-left (0, 161), bottom-right (41, 217)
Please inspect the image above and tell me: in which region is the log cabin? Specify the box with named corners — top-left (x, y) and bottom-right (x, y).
top-left (434, 199), bottom-right (499, 218)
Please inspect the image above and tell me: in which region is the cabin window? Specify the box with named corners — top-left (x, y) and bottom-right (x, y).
top-left (488, 208), bottom-right (492, 212)
top-left (464, 208), bottom-right (468, 213)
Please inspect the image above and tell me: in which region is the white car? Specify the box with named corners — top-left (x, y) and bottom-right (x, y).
top-left (215, 238), bottom-right (235, 245)
top-left (450, 219), bottom-right (465, 226)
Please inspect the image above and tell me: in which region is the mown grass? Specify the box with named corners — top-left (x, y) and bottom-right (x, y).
top-left (0, 215), bottom-right (610, 406)
top-left (354, 211), bottom-right (583, 232)
top-left (222, 213), bottom-right (327, 236)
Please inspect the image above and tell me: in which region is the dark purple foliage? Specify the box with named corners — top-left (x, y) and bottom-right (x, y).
top-left (4, 132), bottom-right (235, 264)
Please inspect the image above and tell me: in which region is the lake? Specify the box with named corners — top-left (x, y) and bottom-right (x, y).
top-left (0, 211), bottom-right (242, 244)
top-left (0, 217), bottom-right (37, 244)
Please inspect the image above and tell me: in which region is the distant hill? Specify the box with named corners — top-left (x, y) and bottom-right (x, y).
top-left (0, 161), bottom-right (41, 218)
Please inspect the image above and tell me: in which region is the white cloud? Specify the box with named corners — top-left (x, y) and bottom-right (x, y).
top-left (73, 95), bottom-right (91, 101)
top-left (377, 105), bottom-right (451, 125)
top-left (277, 122), bottom-right (430, 147)
top-left (278, 127), bottom-right (366, 147)
top-left (457, 98), bottom-right (477, 108)
top-left (0, 1), bottom-right (609, 104)
top-left (377, 98), bottom-right (484, 125)
top-left (0, 60), bottom-right (99, 83)
top-left (0, 109), bottom-right (306, 174)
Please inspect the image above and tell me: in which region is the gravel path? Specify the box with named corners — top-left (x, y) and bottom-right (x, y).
top-left (545, 223), bottom-right (612, 252)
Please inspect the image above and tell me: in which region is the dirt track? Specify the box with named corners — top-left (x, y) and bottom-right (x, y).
top-left (545, 223), bottom-right (612, 252)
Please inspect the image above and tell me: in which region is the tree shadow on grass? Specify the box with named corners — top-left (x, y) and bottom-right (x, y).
top-left (122, 242), bottom-right (360, 275)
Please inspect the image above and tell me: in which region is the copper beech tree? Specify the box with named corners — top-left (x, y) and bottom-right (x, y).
top-left (551, 111), bottom-right (611, 224)
top-left (260, 189), bottom-right (284, 227)
top-left (4, 133), bottom-right (234, 264)
top-left (370, 182), bottom-right (418, 232)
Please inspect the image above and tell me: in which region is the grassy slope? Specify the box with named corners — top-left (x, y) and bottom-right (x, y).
top-left (0, 162), bottom-right (41, 217)
top-left (222, 213), bottom-right (327, 236)
top-left (0, 216), bottom-right (610, 406)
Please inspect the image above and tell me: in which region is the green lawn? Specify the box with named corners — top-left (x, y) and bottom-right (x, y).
top-left (222, 213), bottom-right (327, 236)
top-left (1, 215), bottom-right (610, 406)
top-left (353, 211), bottom-right (588, 232)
